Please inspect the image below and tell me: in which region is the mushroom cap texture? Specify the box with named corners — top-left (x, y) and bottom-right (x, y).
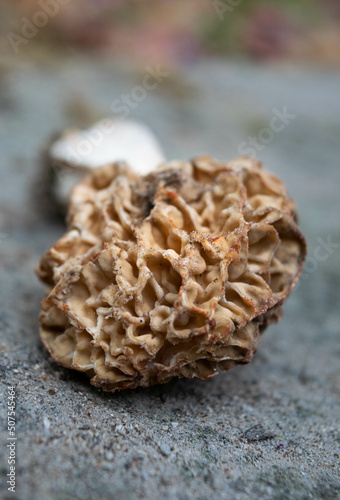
top-left (37, 157), bottom-right (306, 391)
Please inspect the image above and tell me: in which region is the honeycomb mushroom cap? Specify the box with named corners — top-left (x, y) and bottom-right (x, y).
top-left (37, 156), bottom-right (307, 391)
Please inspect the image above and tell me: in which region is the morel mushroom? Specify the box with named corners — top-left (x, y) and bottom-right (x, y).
top-left (37, 156), bottom-right (306, 391)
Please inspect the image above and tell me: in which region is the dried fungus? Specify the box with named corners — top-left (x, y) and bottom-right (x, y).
top-left (37, 156), bottom-right (306, 391)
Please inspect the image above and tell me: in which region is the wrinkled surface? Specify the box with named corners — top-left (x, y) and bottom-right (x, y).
top-left (37, 156), bottom-right (306, 391)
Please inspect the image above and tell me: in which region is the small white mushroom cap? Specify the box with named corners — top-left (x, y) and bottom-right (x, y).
top-left (48, 119), bottom-right (166, 207)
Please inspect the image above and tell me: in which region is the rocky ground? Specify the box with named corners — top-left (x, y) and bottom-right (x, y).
top-left (0, 55), bottom-right (339, 499)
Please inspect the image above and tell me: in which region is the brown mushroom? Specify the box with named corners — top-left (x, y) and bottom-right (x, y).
top-left (36, 156), bottom-right (306, 391)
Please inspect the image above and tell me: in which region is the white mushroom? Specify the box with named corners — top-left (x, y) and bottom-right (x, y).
top-left (47, 119), bottom-right (165, 208)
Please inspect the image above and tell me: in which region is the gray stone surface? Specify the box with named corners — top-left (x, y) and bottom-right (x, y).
top-left (0, 55), bottom-right (339, 500)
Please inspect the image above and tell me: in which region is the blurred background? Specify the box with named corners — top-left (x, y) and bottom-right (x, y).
top-left (2, 0), bottom-right (340, 64)
top-left (1, 3), bottom-right (340, 500)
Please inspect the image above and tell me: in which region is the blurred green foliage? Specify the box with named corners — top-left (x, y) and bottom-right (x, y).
top-left (202, 0), bottom-right (326, 55)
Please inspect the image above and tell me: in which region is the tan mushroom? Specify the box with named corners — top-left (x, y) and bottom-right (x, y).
top-left (37, 156), bottom-right (306, 391)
